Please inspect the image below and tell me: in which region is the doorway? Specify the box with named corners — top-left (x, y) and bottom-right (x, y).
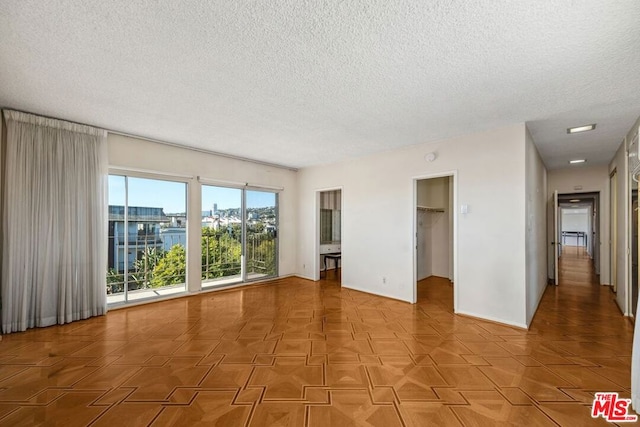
top-left (316, 188), bottom-right (342, 283)
top-left (552, 192), bottom-right (600, 285)
top-left (560, 207), bottom-right (592, 257)
top-left (413, 173), bottom-right (456, 308)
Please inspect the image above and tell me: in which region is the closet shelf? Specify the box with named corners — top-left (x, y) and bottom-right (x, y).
top-left (417, 206), bottom-right (445, 213)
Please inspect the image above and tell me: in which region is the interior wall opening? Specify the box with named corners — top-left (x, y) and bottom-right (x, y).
top-left (317, 189), bottom-right (342, 284)
top-left (415, 175), bottom-right (454, 309)
top-left (555, 192), bottom-right (600, 286)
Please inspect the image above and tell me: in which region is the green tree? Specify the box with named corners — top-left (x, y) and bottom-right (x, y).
top-left (258, 238), bottom-right (276, 276)
top-left (106, 268), bottom-right (124, 294)
top-left (107, 224), bottom-right (276, 291)
top-left (249, 222), bottom-right (265, 234)
top-left (106, 247), bottom-right (167, 292)
top-left (246, 234), bottom-right (276, 276)
top-left (131, 247), bottom-right (165, 289)
top-left (202, 227), bottom-right (241, 279)
top-left (151, 244), bottom-right (186, 288)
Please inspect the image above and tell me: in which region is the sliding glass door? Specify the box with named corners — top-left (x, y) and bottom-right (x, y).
top-left (107, 178), bottom-right (278, 302)
top-left (246, 190), bottom-right (278, 280)
top-left (201, 186), bottom-right (243, 285)
top-left (107, 175), bottom-right (187, 304)
top-left (201, 185), bottom-right (278, 287)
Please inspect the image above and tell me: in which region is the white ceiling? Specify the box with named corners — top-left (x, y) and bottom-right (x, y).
top-left (1, 1), bottom-right (640, 169)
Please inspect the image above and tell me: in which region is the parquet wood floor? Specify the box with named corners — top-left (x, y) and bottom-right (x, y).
top-left (0, 252), bottom-right (636, 426)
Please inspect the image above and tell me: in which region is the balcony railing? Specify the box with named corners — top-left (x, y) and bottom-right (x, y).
top-left (107, 231), bottom-right (276, 300)
top-left (201, 232), bottom-right (241, 281)
top-left (245, 233), bottom-right (276, 276)
top-left (107, 233), bottom-right (186, 296)
top-left (201, 232), bottom-right (276, 281)
top-left (112, 237), bottom-right (165, 246)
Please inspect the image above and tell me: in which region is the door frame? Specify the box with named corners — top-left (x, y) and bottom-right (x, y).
top-left (244, 188), bottom-right (280, 283)
top-left (551, 192), bottom-right (601, 286)
top-left (199, 182), bottom-right (281, 287)
top-left (314, 186), bottom-right (343, 282)
top-left (108, 170), bottom-right (191, 304)
top-left (610, 168), bottom-right (618, 292)
top-left (412, 170), bottom-right (458, 308)
top-left (553, 190), bottom-right (559, 285)
top-left (630, 186), bottom-right (638, 316)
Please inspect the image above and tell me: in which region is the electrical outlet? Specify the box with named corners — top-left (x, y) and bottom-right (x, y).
top-left (382, 277), bottom-right (387, 284)
top-left (303, 264), bottom-right (306, 269)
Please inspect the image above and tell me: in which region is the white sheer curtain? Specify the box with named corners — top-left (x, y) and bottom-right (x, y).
top-left (1, 110), bottom-right (108, 333)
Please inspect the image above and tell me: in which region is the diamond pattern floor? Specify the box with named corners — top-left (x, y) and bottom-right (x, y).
top-left (0, 246), bottom-right (636, 426)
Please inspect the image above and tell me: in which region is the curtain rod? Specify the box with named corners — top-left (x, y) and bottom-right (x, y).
top-left (1, 107), bottom-right (299, 172)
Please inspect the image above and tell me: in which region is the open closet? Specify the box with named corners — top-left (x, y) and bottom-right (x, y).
top-left (416, 177), bottom-right (453, 282)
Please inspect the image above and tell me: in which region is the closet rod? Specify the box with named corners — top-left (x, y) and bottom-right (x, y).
top-left (417, 206), bottom-right (445, 213)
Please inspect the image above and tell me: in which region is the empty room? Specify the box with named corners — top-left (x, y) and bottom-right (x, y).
top-left (2, 1), bottom-right (640, 425)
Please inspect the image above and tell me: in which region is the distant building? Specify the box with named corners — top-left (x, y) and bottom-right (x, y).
top-left (202, 217), bottom-right (218, 230)
top-left (167, 214), bottom-right (186, 228)
top-left (108, 205), bottom-right (186, 273)
top-left (160, 227), bottom-right (187, 251)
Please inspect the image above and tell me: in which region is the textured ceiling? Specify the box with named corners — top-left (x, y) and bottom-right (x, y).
top-left (1, 1), bottom-right (640, 169)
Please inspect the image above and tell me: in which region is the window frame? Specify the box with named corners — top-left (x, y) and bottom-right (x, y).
top-left (107, 168), bottom-right (191, 306)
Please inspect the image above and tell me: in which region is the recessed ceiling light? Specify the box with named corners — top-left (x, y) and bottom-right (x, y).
top-left (569, 159), bottom-right (586, 164)
top-left (569, 199), bottom-right (580, 203)
top-left (567, 124), bottom-right (596, 134)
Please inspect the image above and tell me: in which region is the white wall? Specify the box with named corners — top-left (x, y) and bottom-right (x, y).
top-left (547, 165), bottom-right (610, 283)
top-left (417, 177), bottom-right (451, 280)
top-left (561, 208), bottom-right (590, 244)
top-left (525, 127), bottom-right (548, 325)
top-left (107, 134), bottom-right (299, 292)
top-left (297, 124), bottom-right (529, 328)
top-left (417, 177), bottom-right (448, 207)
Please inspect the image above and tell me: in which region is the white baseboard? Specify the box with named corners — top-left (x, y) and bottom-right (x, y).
top-left (341, 282), bottom-right (412, 303)
top-left (456, 309), bottom-right (528, 330)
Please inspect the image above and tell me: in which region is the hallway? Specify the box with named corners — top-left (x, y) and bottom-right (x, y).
top-left (527, 245), bottom-right (636, 424)
top-left (415, 246), bottom-right (636, 425)
top-left (0, 261), bottom-right (635, 425)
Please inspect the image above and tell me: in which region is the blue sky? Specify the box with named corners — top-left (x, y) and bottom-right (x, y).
top-left (108, 176), bottom-right (276, 213)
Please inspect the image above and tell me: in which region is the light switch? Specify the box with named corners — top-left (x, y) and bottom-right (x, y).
top-left (461, 204), bottom-right (469, 214)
